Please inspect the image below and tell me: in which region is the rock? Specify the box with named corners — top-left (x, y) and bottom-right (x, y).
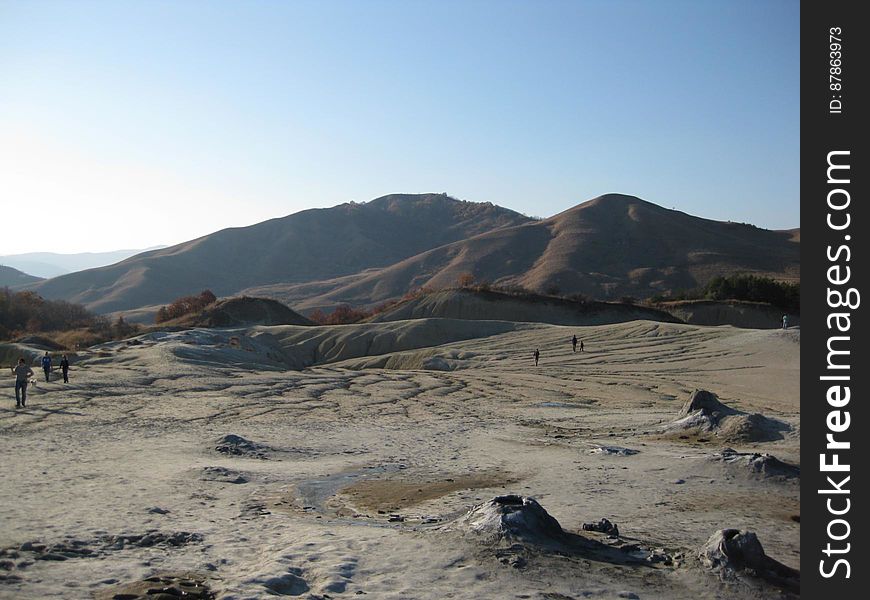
top-left (453, 495), bottom-right (564, 544)
top-left (148, 507), bottom-right (171, 514)
top-left (699, 529), bottom-right (799, 591)
top-left (19, 541), bottom-right (45, 552)
top-left (36, 552), bottom-right (68, 561)
top-left (200, 466), bottom-right (248, 484)
top-left (582, 518), bottom-right (620, 537)
top-left (589, 445), bottom-right (639, 456)
top-left (214, 434), bottom-right (270, 459)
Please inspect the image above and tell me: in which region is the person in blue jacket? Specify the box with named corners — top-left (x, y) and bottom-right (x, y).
top-left (41, 352), bottom-right (52, 382)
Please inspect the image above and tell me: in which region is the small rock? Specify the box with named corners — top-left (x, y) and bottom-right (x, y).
top-left (36, 552), bottom-right (68, 561)
top-left (582, 518), bottom-right (620, 537)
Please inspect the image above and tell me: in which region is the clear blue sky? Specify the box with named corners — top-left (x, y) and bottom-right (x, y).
top-left (0, 0), bottom-right (799, 254)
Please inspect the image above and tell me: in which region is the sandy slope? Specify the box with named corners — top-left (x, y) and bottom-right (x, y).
top-left (0, 320), bottom-right (799, 599)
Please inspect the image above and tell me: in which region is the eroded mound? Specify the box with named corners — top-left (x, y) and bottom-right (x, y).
top-left (453, 495), bottom-right (564, 544)
top-left (716, 413), bottom-right (790, 442)
top-left (711, 449), bottom-right (799, 481)
top-left (678, 390), bottom-right (737, 420)
top-left (665, 390), bottom-right (790, 442)
top-left (169, 296), bottom-right (313, 328)
top-left (214, 434), bottom-right (271, 459)
top-left (699, 529), bottom-right (799, 592)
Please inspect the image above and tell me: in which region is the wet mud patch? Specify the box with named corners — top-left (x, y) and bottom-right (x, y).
top-left (671, 488), bottom-right (800, 527)
top-left (334, 470), bottom-right (519, 513)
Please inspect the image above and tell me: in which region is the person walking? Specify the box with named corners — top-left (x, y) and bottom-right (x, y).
top-left (12, 358), bottom-right (34, 408)
top-left (782, 314), bottom-right (789, 329)
top-left (41, 351), bottom-right (52, 382)
top-left (572, 335), bottom-right (578, 353)
top-left (580, 340), bottom-right (584, 352)
top-left (60, 354), bottom-right (70, 383)
top-left (534, 348), bottom-right (540, 366)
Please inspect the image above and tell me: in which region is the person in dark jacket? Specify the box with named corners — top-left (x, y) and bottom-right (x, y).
top-left (534, 348), bottom-right (540, 366)
top-left (60, 354), bottom-right (70, 383)
top-left (572, 335), bottom-right (578, 352)
top-left (12, 358), bottom-right (34, 408)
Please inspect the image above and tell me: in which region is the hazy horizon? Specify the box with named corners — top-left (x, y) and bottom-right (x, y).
top-left (0, 191), bottom-right (800, 258)
top-left (1, 0), bottom-right (799, 254)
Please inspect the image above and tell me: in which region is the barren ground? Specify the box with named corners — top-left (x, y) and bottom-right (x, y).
top-left (0, 319), bottom-right (800, 599)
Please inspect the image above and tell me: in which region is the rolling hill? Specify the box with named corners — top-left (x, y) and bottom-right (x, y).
top-left (27, 193), bottom-right (799, 316)
top-left (0, 265), bottom-right (43, 288)
top-left (27, 194), bottom-right (530, 313)
top-left (250, 194), bottom-right (800, 310)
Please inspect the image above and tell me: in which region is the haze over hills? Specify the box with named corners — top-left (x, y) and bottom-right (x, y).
top-left (248, 194), bottom-right (801, 311)
top-left (27, 194), bottom-right (530, 313)
top-left (0, 247), bottom-right (166, 279)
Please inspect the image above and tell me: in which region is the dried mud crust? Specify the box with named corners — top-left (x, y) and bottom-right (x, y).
top-left (93, 572), bottom-right (215, 600)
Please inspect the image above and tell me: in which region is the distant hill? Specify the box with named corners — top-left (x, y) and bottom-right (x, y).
top-left (0, 247), bottom-right (166, 278)
top-left (27, 194), bottom-right (530, 313)
top-left (162, 296), bottom-right (313, 328)
top-left (270, 194), bottom-right (799, 309)
top-left (368, 288), bottom-right (681, 326)
top-left (0, 265), bottom-right (43, 287)
top-left (26, 193), bottom-right (799, 315)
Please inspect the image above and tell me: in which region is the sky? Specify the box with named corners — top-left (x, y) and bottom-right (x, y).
top-left (0, 0), bottom-right (800, 255)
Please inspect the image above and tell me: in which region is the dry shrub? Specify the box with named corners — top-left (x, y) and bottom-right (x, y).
top-left (155, 290), bottom-right (218, 323)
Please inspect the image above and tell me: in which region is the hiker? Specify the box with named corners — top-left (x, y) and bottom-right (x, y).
top-left (12, 358), bottom-right (34, 408)
top-left (41, 351), bottom-right (52, 382)
top-left (572, 335), bottom-right (577, 352)
top-left (60, 354), bottom-right (70, 383)
top-left (534, 348), bottom-right (540, 366)
top-left (782, 314), bottom-right (789, 329)
top-left (580, 339), bottom-right (584, 352)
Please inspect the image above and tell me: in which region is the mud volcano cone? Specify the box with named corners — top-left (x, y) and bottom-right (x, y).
top-left (454, 495), bottom-right (564, 543)
top-left (699, 529), bottom-right (799, 591)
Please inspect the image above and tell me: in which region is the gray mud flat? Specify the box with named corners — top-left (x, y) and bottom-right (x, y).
top-left (0, 320), bottom-right (800, 599)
